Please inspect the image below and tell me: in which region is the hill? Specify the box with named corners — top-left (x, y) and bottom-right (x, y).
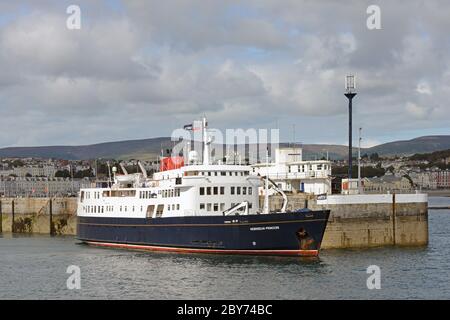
top-left (0, 135), bottom-right (449, 160)
top-left (366, 135), bottom-right (450, 156)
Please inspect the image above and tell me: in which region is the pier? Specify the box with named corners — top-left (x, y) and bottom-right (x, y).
top-left (264, 193), bottom-right (429, 249)
top-left (0, 193), bottom-right (429, 249)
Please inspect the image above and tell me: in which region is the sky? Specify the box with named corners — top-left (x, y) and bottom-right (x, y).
top-left (0, 0), bottom-right (449, 148)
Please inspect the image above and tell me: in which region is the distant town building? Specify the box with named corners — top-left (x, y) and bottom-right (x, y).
top-left (363, 174), bottom-right (413, 193)
top-left (0, 177), bottom-right (91, 197)
top-left (13, 165), bottom-right (57, 177)
top-left (341, 178), bottom-right (362, 195)
top-left (409, 170), bottom-right (450, 190)
top-left (435, 170), bottom-right (450, 189)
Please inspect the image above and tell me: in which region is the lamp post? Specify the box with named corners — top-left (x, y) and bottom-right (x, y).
top-left (358, 127), bottom-right (362, 194)
top-left (345, 75), bottom-right (357, 182)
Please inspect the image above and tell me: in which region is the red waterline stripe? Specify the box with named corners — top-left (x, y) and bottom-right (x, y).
top-left (86, 241), bottom-right (319, 257)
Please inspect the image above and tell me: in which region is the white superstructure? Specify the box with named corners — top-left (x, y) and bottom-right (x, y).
top-left (78, 118), bottom-right (271, 219)
top-left (251, 148), bottom-right (332, 195)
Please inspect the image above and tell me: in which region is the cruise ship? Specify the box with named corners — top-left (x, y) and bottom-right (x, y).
top-left (76, 118), bottom-right (330, 256)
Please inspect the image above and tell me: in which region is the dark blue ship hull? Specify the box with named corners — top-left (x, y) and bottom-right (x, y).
top-left (77, 209), bottom-right (330, 256)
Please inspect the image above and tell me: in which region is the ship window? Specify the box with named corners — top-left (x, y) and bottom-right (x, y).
top-left (213, 203), bottom-right (219, 211)
top-left (228, 172), bottom-right (232, 176)
top-left (146, 205), bottom-right (155, 218)
top-left (200, 203), bottom-right (205, 210)
top-left (200, 187), bottom-right (205, 195)
top-left (177, 204), bottom-right (180, 210)
top-left (249, 187), bottom-right (252, 195)
top-left (132, 206), bottom-right (135, 212)
top-left (231, 187), bottom-right (235, 195)
top-left (242, 187), bottom-right (247, 195)
top-left (171, 204), bottom-right (175, 210)
top-left (156, 204), bottom-right (164, 217)
top-left (221, 172), bottom-right (226, 176)
top-left (249, 203), bottom-right (252, 209)
top-left (207, 203), bottom-right (212, 211)
top-left (237, 187), bottom-right (241, 195)
top-left (213, 187), bottom-right (218, 195)
top-left (170, 189), bottom-right (174, 197)
top-left (220, 203), bottom-right (225, 211)
top-left (220, 187), bottom-right (225, 195)
top-left (167, 205), bottom-right (170, 211)
top-left (235, 172), bottom-right (238, 176)
top-left (207, 187), bottom-right (211, 195)
top-left (110, 190), bottom-right (136, 197)
top-left (208, 172), bottom-right (211, 176)
top-left (215, 172), bottom-right (218, 176)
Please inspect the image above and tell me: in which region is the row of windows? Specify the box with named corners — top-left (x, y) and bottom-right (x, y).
top-left (139, 191), bottom-right (157, 199)
top-left (82, 191), bottom-right (101, 200)
top-left (167, 204), bottom-right (180, 211)
top-left (162, 189), bottom-right (181, 198)
top-left (199, 202), bottom-right (253, 211)
top-left (289, 164), bottom-right (329, 172)
top-left (138, 189), bottom-right (181, 199)
top-left (83, 204), bottom-right (181, 214)
top-left (231, 186), bottom-right (252, 195)
top-left (200, 203), bottom-right (226, 212)
top-left (199, 186), bottom-right (252, 196)
top-left (199, 186), bottom-right (225, 195)
top-left (199, 171), bottom-right (249, 177)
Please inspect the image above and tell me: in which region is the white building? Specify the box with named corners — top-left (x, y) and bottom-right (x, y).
top-left (0, 177), bottom-right (91, 197)
top-left (11, 165), bottom-right (57, 177)
top-left (251, 148), bottom-right (332, 195)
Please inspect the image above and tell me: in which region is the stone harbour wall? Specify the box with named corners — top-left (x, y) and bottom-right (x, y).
top-left (1, 193), bottom-right (429, 249)
top-left (262, 193), bottom-right (429, 249)
top-left (0, 197), bottom-right (77, 235)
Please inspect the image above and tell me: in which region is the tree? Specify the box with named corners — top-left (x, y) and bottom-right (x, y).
top-left (370, 153), bottom-right (380, 161)
top-left (12, 159), bottom-right (24, 167)
top-left (74, 169), bottom-right (94, 179)
top-left (55, 170), bottom-right (71, 178)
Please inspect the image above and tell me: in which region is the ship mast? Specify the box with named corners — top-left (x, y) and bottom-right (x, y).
top-left (202, 116), bottom-right (210, 165)
top-left (263, 147), bottom-right (270, 214)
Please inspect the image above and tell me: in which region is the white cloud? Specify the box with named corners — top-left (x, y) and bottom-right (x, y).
top-left (0, 0), bottom-right (449, 148)
top-left (405, 102), bottom-right (429, 120)
top-left (416, 82), bottom-right (432, 95)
